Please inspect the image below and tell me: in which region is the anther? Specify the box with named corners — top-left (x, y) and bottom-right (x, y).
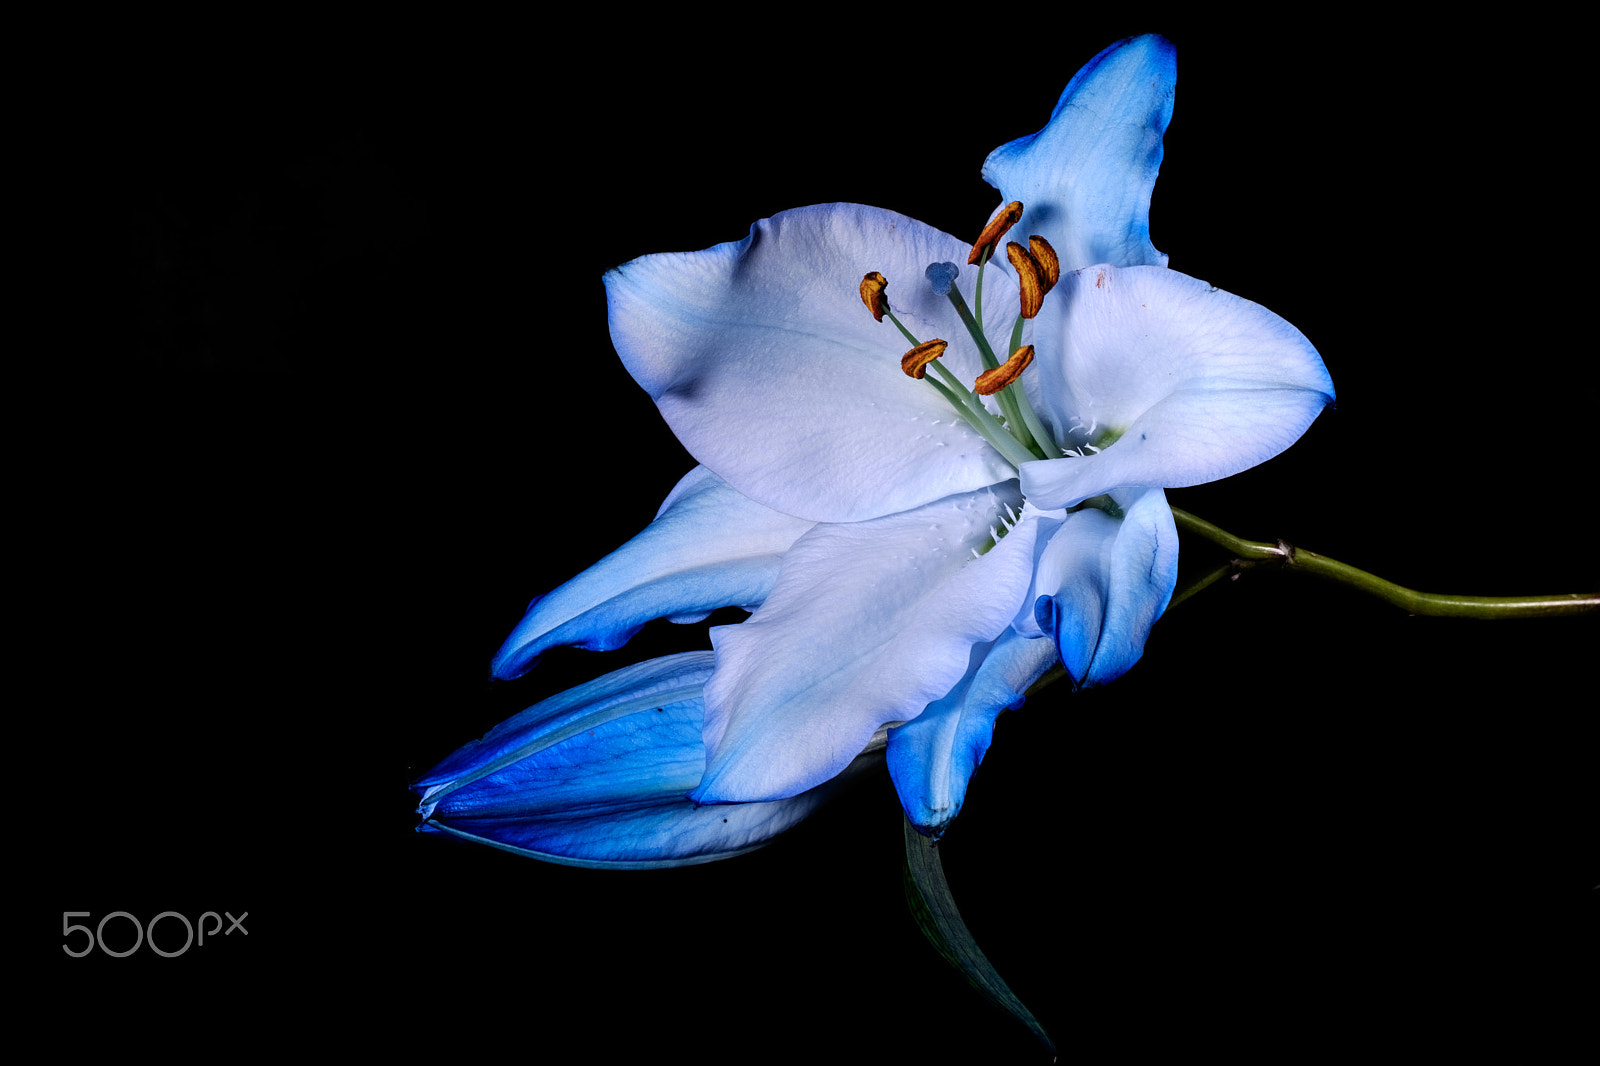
top-left (901, 339), bottom-right (948, 380)
top-left (1006, 243), bottom-right (1046, 319)
top-left (1028, 235), bottom-right (1060, 293)
top-left (969, 201), bottom-right (1023, 265)
top-left (974, 344), bottom-right (1034, 395)
top-left (860, 272), bottom-right (889, 322)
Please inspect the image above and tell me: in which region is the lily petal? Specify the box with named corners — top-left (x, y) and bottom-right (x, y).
top-left (1021, 264), bottom-right (1334, 509)
top-left (692, 485), bottom-right (1039, 804)
top-left (1027, 487), bottom-right (1178, 686)
top-left (886, 626), bottom-right (1059, 837)
top-left (606, 203), bottom-right (1018, 524)
top-left (415, 652), bottom-right (870, 867)
top-left (982, 34), bottom-right (1176, 272)
top-left (490, 467), bottom-right (813, 679)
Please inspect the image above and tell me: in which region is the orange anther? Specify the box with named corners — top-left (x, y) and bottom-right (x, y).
top-left (860, 272), bottom-right (889, 322)
top-left (974, 345), bottom-right (1034, 395)
top-left (968, 201), bottom-right (1024, 266)
top-left (901, 339), bottom-right (949, 380)
top-left (1028, 235), bottom-right (1060, 294)
top-left (1006, 242), bottom-right (1045, 319)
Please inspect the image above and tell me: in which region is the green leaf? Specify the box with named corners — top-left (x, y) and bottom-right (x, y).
top-left (901, 817), bottom-right (1055, 1058)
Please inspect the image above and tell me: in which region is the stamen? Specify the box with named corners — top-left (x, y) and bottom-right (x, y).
top-left (1006, 242), bottom-right (1045, 319)
top-left (860, 272), bottom-right (889, 322)
top-left (1028, 235), bottom-right (1060, 294)
top-left (969, 201), bottom-right (1023, 266)
top-left (901, 339), bottom-right (948, 380)
top-left (974, 344), bottom-right (1035, 395)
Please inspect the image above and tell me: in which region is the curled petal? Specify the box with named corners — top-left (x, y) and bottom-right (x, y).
top-left (415, 653), bottom-right (870, 867)
top-left (1022, 264), bottom-right (1334, 509)
top-left (693, 485), bottom-right (1039, 804)
top-left (887, 625), bottom-right (1059, 836)
top-left (606, 203), bottom-right (1018, 523)
top-left (490, 467), bottom-right (812, 680)
top-left (1025, 488), bottom-right (1178, 686)
top-left (982, 34), bottom-right (1176, 272)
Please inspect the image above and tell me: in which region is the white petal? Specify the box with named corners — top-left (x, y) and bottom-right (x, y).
top-left (692, 485), bottom-right (1039, 804)
top-left (606, 203), bottom-right (1017, 523)
top-left (490, 467), bottom-right (812, 679)
top-left (1022, 264), bottom-right (1334, 508)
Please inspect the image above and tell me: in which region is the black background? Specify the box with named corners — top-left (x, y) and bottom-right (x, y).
top-left (65, 15), bottom-right (1595, 1059)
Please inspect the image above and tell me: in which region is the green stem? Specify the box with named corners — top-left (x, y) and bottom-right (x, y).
top-left (942, 286), bottom-right (1048, 460)
top-left (972, 257), bottom-right (986, 326)
top-left (922, 369), bottom-right (1038, 469)
top-left (1170, 506), bottom-right (1599, 619)
top-left (883, 309), bottom-right (921, 349)
top-left (943, 284), bottom-right (999, 371)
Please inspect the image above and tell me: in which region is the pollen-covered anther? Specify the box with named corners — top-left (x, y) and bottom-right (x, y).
top-left (901, 339), bottom-right (948, 380)
top-left (1027, 235), bottom-right (1060, 294)
top-left (1006, 242), bottom-right (1046, 319)
top-left (974, 344), bottom-right (1034, 395)
top-left (860, 271), bottom-right (889, 322)
top-left (968, 201), bottom-right (1023, 265)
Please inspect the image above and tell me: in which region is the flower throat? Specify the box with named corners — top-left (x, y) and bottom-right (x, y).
top-left (860, 201), bottom-right (1119, 472)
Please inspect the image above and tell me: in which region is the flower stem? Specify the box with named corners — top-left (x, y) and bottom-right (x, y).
top-left (1170, 506), bottom-right (1600, 619)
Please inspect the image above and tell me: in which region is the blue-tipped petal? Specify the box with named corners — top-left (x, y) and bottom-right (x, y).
top-left (1028, 488), bottom-right (1178, 687)
top-left (490, 467), bottom-right (812, 679)
top-left (1029, 507), bottom-right (1118, 684)
top-left (415, 652), bottom-right (869, 867)
top-left (982, 34), bottom-right (1176, 272)
top-left (887, 626), bottom-right (1059, 837)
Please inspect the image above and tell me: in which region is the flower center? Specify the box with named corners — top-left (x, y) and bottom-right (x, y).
top-left (860, 201), bottom-right (1081, 471)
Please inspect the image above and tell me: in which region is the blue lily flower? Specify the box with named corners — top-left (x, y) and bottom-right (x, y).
top-left (448, 34), bottom-right (1333, 849)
